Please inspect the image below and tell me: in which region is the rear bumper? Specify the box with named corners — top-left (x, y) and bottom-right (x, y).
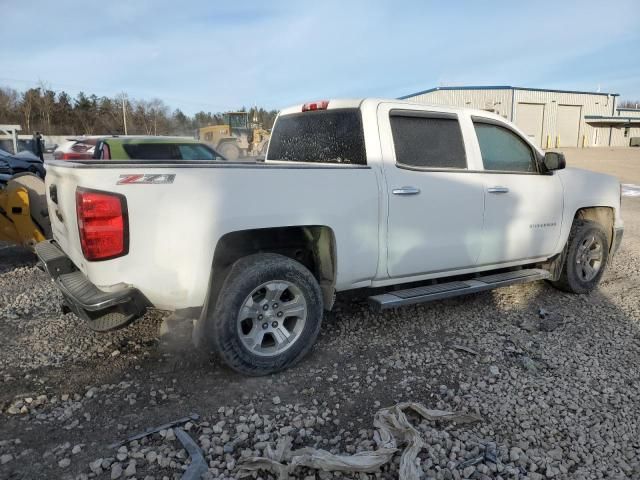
top-left (611, 226), bottom-right (624, 257)
top-left (34, 240), bottom-right (149, 331)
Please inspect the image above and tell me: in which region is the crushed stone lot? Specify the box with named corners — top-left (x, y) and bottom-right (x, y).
top-left (1, 197), bottom-right (640, 480)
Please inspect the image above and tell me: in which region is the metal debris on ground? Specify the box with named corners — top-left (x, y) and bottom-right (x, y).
top-left (457, 454), bottom-right (484, 469)
top-left (520, 355), bottom-right (538, 372)
top-left (174, 428), bottom-right (208, 480)
top-left (237, 402), bottom-right (482, 480)
top-left (108, 413), bottom-right (200, 449)
top-left (451, 344), bottom-right (479, 355)
top-left (484, 441), bottom-right (498, 464)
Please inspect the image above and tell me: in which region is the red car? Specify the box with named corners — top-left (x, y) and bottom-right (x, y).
top-left (53, 137), bottom-right (100, 160)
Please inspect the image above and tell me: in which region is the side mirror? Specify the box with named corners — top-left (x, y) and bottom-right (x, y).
top-left (543, 151), bottom-right (566, 171)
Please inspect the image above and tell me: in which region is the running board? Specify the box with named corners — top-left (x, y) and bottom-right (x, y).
top-left (369, 268), bottom-right (550, 310)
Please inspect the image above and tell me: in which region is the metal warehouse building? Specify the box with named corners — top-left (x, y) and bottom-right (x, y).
top-left (400, 86), bottom-right (640, 148)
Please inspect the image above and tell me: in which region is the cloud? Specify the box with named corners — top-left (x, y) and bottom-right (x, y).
top-left (1, 0), bottom-right (638, 113)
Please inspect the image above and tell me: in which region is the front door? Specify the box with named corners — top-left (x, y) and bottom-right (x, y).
top-left (472, 119), bottom-right (563, 265)
top-left (381, 107), bottom-right (486, 278)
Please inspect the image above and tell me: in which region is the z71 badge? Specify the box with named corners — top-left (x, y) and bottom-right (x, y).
top-left (117, 174), bottom-right (176, 185)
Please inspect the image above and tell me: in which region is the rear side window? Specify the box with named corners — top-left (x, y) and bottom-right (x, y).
top-left (267, 109), bottom-right (366, 165)
top-left (122, 143), bottom-right (177, 160)
top-left (390, 114), bottom-right (466, 169)
top-left (473, 122), bottom-right (536, 172)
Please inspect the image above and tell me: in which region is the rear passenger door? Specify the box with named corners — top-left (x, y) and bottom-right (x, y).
top-left (380, 107), bottom-right (486, 278)
top-left (472, 117), bottom-right (563, 264)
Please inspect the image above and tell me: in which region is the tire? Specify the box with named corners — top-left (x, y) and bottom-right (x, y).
top-left (206, 253), bottom-right (323, 375)
top-left (218, 142), bottom-right (240, 161)
top-left (551, 219), bottom-right (609, 294)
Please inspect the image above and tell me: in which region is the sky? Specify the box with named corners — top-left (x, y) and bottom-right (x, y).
top-left (1, 0), bottom-right (639, 114)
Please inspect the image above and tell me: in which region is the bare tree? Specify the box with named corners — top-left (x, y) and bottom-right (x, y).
top-left (38, 81), bottom-right (56, 133)
top-left (0, 82), bottom-right (278, 136)
top-left (147, 98), bottom-right (169, 135)
top-left (20, 88), bottom-right (40, 133)
top-left (618, 100), bottom-right (640, 109)
top-left (0, 87), bottom-right (21, 124)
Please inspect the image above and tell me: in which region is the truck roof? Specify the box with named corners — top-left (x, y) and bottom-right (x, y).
top-left (277, 98), bottom-right (509, 122)
top-left (98, 136), bottom-right (199, 144)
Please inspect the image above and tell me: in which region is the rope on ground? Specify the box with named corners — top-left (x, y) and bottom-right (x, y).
top-left (237, 401), bottom-right (482, 480)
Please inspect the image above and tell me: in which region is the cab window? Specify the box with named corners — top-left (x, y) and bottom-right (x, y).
top-left (390, 113), bottom-right (467, 169)
top-left (473, 121), bottom-right (537, 173)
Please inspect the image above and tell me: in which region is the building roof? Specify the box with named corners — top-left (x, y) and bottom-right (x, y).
top-left (399, 85), bottom-right (620, 100)
top-left (584, 115), bottom-right (640, 126)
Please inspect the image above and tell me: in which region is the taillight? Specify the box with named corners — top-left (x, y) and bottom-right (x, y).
top-left (302, 100), bottom-right (329, 112)
top-left (60, 152), bottom-right (93, 160)
top-left (76, 188), bottom-right (128, 261)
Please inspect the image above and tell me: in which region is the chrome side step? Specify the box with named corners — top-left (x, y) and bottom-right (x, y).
top-left (369, 268), bottom-right (550, 310)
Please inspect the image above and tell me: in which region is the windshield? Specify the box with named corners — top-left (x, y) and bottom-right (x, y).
top-left (266, 109), bottom-right (366, 165)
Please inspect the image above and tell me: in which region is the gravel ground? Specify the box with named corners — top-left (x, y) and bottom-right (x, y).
top-left (561, 148), bottom-right (640, 184)
top-left (1, 197), bottom-right (639, 480)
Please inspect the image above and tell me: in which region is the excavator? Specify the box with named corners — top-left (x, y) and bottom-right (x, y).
top-left (197, 111), bottom-right (270, 161)
top-left (0, 173), bottom-right (51, 251)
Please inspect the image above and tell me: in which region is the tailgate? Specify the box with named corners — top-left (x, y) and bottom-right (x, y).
top-left (44, 161), bottom-right (181, 290)
top-left (45, 163), bottom-right (86, 268)
top-left (46, 162), bottom-right (147, 271)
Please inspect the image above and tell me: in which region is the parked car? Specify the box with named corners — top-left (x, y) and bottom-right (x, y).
top-left (44, 142), bottom-right (58, 153)
top-left (36, 98), bottom-right (623, 375)
top-left (92, 136), bottom-right (224, 160)
top-left (0, 158), bottom-right (13, 184)
top-left (53, 137), bottom-right (99, 160)
top-left (0, 148), bottom-right (45, 178)
top-left (0, 157), bottom-right (12, 176)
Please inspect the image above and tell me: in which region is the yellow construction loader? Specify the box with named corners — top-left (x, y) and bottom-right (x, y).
top-left (0, 174), bottom-right (51, 251)
top-left (197, 112), bottom-right (270, 160)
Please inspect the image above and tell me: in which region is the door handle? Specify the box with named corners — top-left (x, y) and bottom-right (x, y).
top-left (487, 186), bottom-right (509, 194)
top-left (392, 186), bottom-right (421, 196)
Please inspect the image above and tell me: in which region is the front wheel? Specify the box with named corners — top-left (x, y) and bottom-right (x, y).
top-left (551, 220), bottom-right (609, 294)
top-left (206, 253), bottom-right (323, 375)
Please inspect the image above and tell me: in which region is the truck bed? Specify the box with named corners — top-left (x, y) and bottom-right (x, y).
top-left (44, 159), bottom-right (379, 310)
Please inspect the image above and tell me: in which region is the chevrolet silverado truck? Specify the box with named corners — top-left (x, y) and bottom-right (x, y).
top-left (35, 98), bottom-right (623, 375)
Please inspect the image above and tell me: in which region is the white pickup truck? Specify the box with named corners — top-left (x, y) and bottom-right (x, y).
top-left (36, 98), bottom-right (623, 375)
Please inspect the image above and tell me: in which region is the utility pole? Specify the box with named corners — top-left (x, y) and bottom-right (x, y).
top-left (122, 93), bottom-right (128, 135)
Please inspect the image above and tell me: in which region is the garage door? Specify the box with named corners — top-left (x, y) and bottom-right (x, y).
top-left (556, 105), bottom-right (581, 147)
top-left (515, 103), bottom-right (544, 147)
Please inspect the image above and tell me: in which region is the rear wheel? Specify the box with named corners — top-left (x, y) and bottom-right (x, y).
top-left (218, 142), bottom-right (240, 161)
top-left (551, 220), bottom-right (609, 294)
top-left (206, 253), bottom-right (323, 375)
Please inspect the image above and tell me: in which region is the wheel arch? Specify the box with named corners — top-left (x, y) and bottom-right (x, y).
top-left (207, 225), bottom-right (337, 313)
top-left (547, 205), bottom-right (616, 280)
top-left (573, 206), bottom-right (614, 251)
